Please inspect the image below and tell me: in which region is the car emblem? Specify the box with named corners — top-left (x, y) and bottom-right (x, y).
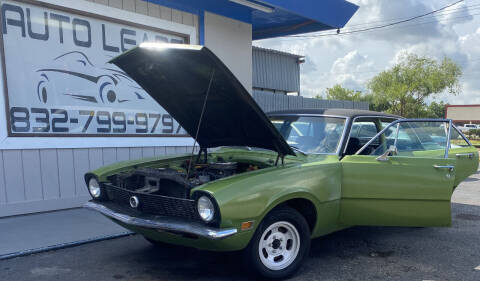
top-left (129, 196), bottom-right (139, 208)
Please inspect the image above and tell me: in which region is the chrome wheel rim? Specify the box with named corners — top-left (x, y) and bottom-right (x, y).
top-left (258, 221), bottom-right (300, 271)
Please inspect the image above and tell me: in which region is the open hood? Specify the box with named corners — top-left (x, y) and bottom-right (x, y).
top-left (110, 43), bottom-right (294, 156)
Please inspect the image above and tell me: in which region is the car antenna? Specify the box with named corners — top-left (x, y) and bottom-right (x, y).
top-left (185, 68), bottom-right (216, 180)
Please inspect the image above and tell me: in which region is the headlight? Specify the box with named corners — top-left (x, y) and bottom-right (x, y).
top-left (197, 196), bottom-right (215, 222)
top-left (88, 177), bottom-right (101, 199)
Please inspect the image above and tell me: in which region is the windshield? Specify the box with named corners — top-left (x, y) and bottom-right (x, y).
top-left (270, 116), bottom-right (346, 154)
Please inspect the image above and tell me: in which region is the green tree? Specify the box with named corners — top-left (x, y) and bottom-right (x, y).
top-left (316, 84), bottom-right (387, 111)
top-left (424, 101), bottom-right (446, 118)
top-left (368, 53), bottom-right (461, 117)
top-left (317, 84), bottom-right (388, 112)
top-left (323, 84), bottom-right (364, 101)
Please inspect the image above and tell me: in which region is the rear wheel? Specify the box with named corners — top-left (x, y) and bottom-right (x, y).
top-left (244, 206), bottom-right (311, 279)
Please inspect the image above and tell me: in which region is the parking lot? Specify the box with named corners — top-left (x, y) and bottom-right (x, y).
top-left (1, 171), bottom-right (480, 281)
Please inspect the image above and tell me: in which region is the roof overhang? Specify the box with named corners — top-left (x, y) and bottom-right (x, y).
top-left (250, 0), bottom-right (359, 39)
top-left (144, 0), bottom-right (359, 40)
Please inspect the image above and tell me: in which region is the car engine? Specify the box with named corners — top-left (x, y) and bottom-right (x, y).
top-left (108, 160), bottom-right (259, 199)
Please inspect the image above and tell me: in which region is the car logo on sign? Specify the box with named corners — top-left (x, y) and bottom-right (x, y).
top-left (129, 196), bottom-right (139, 208)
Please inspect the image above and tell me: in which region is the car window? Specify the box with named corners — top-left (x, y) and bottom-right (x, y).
top-left (351, 122), bottom-right (377, 139)
top-left (360, 121), bottom-right (449, 158)
top-left (381, 121), bottom-right (396, 137)
top-left (271, 116), bottom-right (346, 154)
top-left (450, 126), bottom-right (470, 148)
top-left (350, 123), bottom-right (360, 138)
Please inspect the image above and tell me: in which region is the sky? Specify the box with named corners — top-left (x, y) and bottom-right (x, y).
top-left (254, 0), bottom-right (480, 105)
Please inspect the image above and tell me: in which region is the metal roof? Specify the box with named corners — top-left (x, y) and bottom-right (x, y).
top-left (253, 46), bottom-right (304, 58)
top-left (145, 0), bottom-right (359, 40)
top-left (252, 47), bottom-right (302, 93)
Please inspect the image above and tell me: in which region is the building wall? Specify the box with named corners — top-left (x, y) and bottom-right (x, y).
top-left (252, 47), bottom-right (301, 94)
top-left (0, 0), bottom-right (199, 217)
top-left (86, 0), bottom-right (198, 32)
top-left (0, 146), bottom-right (194, 217)
top-left (204, 12), bottom-right (252, 93)
top-left (253, 91), bottom-right (369, 113)
top-left (446, 105), bottom-right (480, 124)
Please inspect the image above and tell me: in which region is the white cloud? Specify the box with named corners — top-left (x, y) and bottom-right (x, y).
top-left (254, 0), bottom-right (480, 104)
top-left (329, 51), bottom-right (375, 91)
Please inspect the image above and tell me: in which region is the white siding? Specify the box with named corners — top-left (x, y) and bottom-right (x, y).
top-left (0, 0), bottom-right (198, 217)
top-left (0, 146), bottom-right (193, 217)
top-left (83, 0), bottom-right (196, 26)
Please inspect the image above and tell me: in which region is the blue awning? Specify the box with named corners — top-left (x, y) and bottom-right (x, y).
top-left (145, 0), bottom-right (359, 40)
top-left (251, 0), bottom-right (359, 39)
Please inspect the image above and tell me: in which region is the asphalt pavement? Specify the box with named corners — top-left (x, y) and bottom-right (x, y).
top-left (1, 171), bottom-right (480, 281)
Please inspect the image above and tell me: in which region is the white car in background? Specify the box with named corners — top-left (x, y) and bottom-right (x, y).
top-left (459, 124), bottom-right (480, 132)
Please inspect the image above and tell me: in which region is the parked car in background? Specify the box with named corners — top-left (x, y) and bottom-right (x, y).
top-left (83, 44), bottom-right (479, 279)
top-left (459, 124), bottom-right (480, 132)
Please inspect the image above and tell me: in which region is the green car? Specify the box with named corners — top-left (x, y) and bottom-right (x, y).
top-left (84, 44), bottom-right (479, 279)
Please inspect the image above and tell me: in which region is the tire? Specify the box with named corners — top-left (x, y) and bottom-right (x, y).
top-left (244, 206), bottom-right (311, 280)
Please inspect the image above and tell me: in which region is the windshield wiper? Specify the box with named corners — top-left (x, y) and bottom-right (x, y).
top-left (290, 145), bottom-right (307, 156)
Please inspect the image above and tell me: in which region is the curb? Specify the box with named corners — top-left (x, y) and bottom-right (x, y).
top-left (0, 231), bottom-right (134, 261)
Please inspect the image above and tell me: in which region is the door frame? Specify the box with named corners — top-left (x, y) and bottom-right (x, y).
top-left (339, 118), bottom-right (464, 227)
top-left (354, 118), bottom-right (456, 159)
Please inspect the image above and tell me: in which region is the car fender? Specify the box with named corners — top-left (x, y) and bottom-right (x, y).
top-left (198, 161), bottom-right (342, 235)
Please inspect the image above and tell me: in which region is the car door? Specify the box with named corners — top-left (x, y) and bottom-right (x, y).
top-left (340, 120), bottom-right (457, 227)
top-left (448, 126), bottom-right (479, 186)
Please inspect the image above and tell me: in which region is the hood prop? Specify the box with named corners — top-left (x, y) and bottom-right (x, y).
top-left (273, 142), bottom-right (285, 166)
top-left (274, 154), bottom-right (284, 166)
top-left (186, 69), bottom-right (216, 179)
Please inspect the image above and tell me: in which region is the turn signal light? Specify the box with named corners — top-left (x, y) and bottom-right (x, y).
top-left (241, 221), bottom-right (254, 231)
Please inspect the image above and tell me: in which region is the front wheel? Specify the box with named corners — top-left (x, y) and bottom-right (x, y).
top-left (244, 206), bottom-right (311, 279)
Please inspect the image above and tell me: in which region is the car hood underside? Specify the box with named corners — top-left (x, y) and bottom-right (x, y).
top-left (110, 44), bottom-right (294, 156)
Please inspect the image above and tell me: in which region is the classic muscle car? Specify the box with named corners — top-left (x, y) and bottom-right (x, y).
top-left (84, 43), bottom-right (479, 279)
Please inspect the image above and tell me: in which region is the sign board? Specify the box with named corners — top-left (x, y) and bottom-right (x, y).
top-left (0, 0), bottom-right (189, 137)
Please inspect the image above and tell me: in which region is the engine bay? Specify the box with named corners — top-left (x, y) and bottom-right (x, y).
top-left (107, 157), bottom-right (266, 199)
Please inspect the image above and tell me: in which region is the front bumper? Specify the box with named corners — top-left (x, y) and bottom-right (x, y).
top-left (83, 201), bottom-right (237, 240)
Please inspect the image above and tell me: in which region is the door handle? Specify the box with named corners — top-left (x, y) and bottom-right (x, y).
top-left (456, 153), bottom-right (474, 159)
top-left (433, 165), bottom-right (455, 172)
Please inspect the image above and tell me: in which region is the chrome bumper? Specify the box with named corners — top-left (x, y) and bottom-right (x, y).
top-left (83, 201), bottom-right (237, 240)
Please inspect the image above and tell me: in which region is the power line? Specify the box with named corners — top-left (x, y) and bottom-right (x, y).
top-left (342, 5), bottom-right (480, 31)
top-left (289, 0), bottom-right (466, 38)
top-left (342, 12), bottom-right (479, 36)
top-left (278, 12), bottom-right (478, 41)
top-left (287, 0), bottom-right (465, 38)
top-left (344, 2), bottom-right (480, 28)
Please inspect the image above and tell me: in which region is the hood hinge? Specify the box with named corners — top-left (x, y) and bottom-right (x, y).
top-left (275, 153), bottom-right (285, 166)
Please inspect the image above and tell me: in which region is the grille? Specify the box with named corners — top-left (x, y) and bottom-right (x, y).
top-left (104, 184), bottom-right (199, 221)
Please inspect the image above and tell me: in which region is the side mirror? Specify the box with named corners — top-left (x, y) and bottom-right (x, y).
top-left (376, 145), bottom-right (397, 162)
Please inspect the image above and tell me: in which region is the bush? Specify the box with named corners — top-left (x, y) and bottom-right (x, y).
top-left (466, 129), bottom-right (480, 140)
